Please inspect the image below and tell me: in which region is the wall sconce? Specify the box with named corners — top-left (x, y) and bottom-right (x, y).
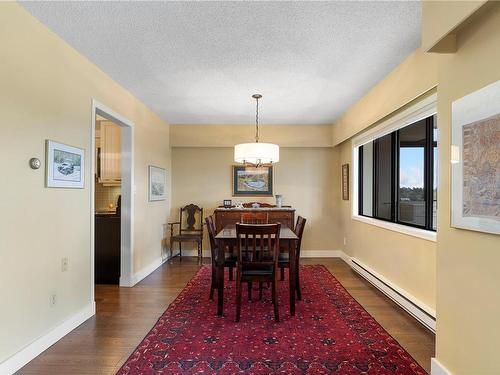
top-left (450, 145), bottom-right (460, 164)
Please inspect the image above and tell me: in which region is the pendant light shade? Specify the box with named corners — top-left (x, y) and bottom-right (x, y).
top-left (234, 94), bottom-right (279, 166)
top-left (234, 142), bottom-right (280, 165)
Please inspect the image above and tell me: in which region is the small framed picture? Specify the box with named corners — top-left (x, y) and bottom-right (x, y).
top-left (223, 199), bottom-right (232, 208)
top-left (342, 163), bottom-right (349, 200)
top-left (149, 166), bottom-right (166, 201)
top-left (46, 140), bottom-right (85, 188)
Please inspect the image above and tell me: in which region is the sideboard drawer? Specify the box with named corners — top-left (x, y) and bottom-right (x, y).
top-left (268, 211), bottom-right (294, 229)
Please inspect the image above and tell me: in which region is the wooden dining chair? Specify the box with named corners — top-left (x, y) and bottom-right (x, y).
top-left (240, 212), bottom-right (269, 224)
top-left (169, 204), bottom-right (203, 261)
top-left (235, 223), bottom-right (281, 322)
top-left (278, 216), bottom-right (306, 300)
top-left (205, 215), bottom-right (237, 300)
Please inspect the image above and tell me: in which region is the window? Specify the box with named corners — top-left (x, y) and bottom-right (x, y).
top-left (358, 115), bottom-right (437, 231)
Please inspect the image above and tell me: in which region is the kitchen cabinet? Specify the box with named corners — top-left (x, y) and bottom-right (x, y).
top-left (99, 121), bottom-right (121, 184)
top-left (95, 213), bottom-right (121, 284)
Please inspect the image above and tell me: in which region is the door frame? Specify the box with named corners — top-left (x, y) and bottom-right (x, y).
top-left (91, 99), bottom-right (135, 299)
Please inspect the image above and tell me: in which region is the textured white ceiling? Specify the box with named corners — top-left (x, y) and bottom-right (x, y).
top-left (21, 1), bottom-right (421, 125)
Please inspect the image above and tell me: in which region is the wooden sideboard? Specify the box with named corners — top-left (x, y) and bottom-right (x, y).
top-left (214, 207), bottom-right (295, 232)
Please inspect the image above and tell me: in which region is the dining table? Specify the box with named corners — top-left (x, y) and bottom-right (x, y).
top-left (214, 224), bottom-right (299, 317)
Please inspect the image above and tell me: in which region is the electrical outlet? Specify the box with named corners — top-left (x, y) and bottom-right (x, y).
top-left (61, 257), bottom-right (69, 272)
top-left (50, 293), bottom-right (57, 307)
top-left (343, 237), bottom-right (347, 246)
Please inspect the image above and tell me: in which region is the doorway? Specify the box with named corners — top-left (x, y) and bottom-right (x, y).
top-left (91, 100), bottom-right (134, 302)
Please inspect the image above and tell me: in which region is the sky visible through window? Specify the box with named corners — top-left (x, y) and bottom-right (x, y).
top-left (400, 147), bottom-right (424, 188)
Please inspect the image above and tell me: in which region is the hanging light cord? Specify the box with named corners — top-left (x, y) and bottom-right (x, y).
top-left (255, 96), bottom-right (259, 143)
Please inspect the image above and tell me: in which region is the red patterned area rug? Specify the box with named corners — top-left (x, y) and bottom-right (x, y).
top-left (117, 265), bottom-right (427, 374)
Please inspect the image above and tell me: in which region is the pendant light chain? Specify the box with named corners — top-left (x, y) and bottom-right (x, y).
top-left (255, 96), bottom-right (259, 143)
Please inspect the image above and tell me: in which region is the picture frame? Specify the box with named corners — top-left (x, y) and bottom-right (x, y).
top-left (342, 163), bottom-right (349, 200)
top-left (451, 79), bottom-right (500, 235)
top-left (149, 165), bottom-right (166, 202)
top-left (46, 140), bottom-right (85, 188)
top-left (223, 199), bottom-right (232, 208)
top-left (233, 165), bottom-right (273, 197)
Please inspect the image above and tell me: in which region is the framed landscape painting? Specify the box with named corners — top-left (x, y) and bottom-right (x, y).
top-left (149, 166), bottom-right (166, 201)
top-left (46, 140), bottom-right (85, 188)
top-left (233, 165), bottom-right (273, 196)
top-left (451, 79), bottom-right (500, 235)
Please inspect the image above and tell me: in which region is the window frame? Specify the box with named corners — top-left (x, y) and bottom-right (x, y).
top-left (351, 93), bottom-right (437, 242)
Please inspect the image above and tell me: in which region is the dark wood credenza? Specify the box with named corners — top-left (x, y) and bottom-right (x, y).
top-left (214, 207), bottom-right (295, 232)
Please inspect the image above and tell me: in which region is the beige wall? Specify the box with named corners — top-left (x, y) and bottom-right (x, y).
top-left (433, 4), bottom-right (500, 374)
top-left (171, 147), bottom-right (341, 253)
top-left (331, 48), bottom-right (439, 146)
top-left (421, 0), bottom-right (487, 52)
top-left (331, 53), bottom-right (439, 312)
top-left (0, 3), bottom-right (171, 364)
top-left (337, 141), bottom-right (437, 310)
top-left (171, 124), bottom-right (333, 147)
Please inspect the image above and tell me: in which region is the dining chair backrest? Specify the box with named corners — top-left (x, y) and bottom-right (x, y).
top-left (236, 223), bottom-right (280, 267)
top-left (180, 204), bottom-right (203, 234)
top-left (205, 215), bottom-right (217, 261)
top-left (240, 212), bottom-right (269, 224)
top-left (294, 216), bottom-right (307, 258)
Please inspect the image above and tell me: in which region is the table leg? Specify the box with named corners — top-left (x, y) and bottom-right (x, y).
top-left (288, 239), bottom-right (296, 316)
top-left (216, 239), bottom-right (225, 316)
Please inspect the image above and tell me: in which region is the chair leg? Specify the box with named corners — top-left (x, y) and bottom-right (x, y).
top-left (247, 282), bottom-right (252, 301)
top-left (296, 267), bottom-right (302, 300)
top-left (272, 278), bottom-right (279, 322)
top-left (179, 242), bottom-right (182, 261)
top-left (280, 266), bottom-right (285, 281)
top-left (229, 267), bottom-right (233, 281)
top-left (209, 267), bottom-right (216, 300)
top-left (259, 282), bottom-right (263, 300)
top-left (236, 279), bottom-right (242, 322)
top-left (169, 238), bottom-right (174, 260)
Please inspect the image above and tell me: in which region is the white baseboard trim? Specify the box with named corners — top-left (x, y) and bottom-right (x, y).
top-left (349, 256), bottom-right (436, 332)
top-left (170, 249), bottom-right (211, 258)
top-left (300, 249), bottom-right (346, 259)
top-left (130, 256), bottom-right (168, 286)
top-left (173, 250), bottom-right (345, 259)
top-left (0, 302), bottom-right (96, 375)
top-left (431, 358), bottom-right (453, 375)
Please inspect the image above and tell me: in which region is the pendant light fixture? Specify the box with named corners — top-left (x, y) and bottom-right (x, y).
top-left (234, 94), bottom-right (279, 166)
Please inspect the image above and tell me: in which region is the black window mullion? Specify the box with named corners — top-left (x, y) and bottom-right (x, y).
top-left (373, 139), bottom-right (379, 218)
top-left (358, 146), bottom-right (364, 216)
top-left (392, 131), bottom-right (398, 223)
top-left (424, 117), bottom-right (434, 230)
top-left (372, 143), bottom-right (376, 217)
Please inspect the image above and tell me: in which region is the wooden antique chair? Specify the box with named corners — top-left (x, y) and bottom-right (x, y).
top-left (278, 216), bottom-right (306, 300)
top-left (169, 204), bottom-right (203, 260)
top-left (235, 223), bottom-right (281, 322)
top-left (205, 215), bottom-right (237, 300)
top-left (240, 212), bottom-right (269, 224)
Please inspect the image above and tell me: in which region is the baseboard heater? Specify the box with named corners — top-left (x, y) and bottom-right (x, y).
top-left (349, 258), bottom-right (436, 333)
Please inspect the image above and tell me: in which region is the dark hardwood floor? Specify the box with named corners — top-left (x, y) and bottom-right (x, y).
top-left (18, 258), bottom-right (435, 374)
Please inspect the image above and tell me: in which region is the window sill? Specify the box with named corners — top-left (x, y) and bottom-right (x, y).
top-left (352, 215), bottom-right (437, 242)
